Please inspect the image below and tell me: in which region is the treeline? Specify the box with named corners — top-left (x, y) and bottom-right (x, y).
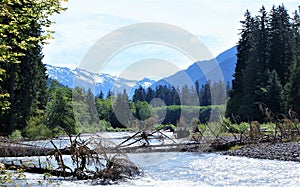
top-left (26, 82), bottom-right (225, 139)
top-left (97, 81), bottom-right (227, 129)
top-left (132, 80), bottom-right (228, 107)
top-left (227, 5), bottom-right (300, 122)
top-left (1, 74), bottom-right (226, 139)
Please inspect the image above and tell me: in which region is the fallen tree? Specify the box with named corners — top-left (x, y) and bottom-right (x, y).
top-left (0, 134), bottom-right (141, 184)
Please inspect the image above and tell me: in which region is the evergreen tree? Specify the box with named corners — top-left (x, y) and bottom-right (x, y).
top-left (155, 85), bottom-right (169, 105)
top-left (180, 84), bottom-right (190, 105)
top-left (132, 86), bottom-right (146, 102)
top-left (97, 91), bottom-right (104, 100)
top-left (226, 10), bottom-right (255, 119)
top-left (145, 87), bottom-right (155, 103)
top-left (135, 101), bottom-right (151, 121)
top-left (106, 90), bottom-right (113, 99)
top-left (239, 16), bottom-right (264, 120)
top-left (195, 80), bottom-right (201, 102)
top-left (200, 82), bottom-right (211, 106)
top-left (227, 5), bottom-right (299, 121)
top-left (85, 88), bottom-right (99, 125)
top-left (170, 86), bottom-right (180, 105)
top-left (111, 90), bottom-right (131, 128)
top-left (46, 85), bottom-right (77, 135)
top-left (265, 70), bottom-right (283, 115)
top-left (211, 81), bottom-right (227, 105)
top-left (269, 5), bottom-right (296, 86)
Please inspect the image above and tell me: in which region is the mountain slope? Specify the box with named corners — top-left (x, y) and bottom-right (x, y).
top-left (46, 65), bottom-right (155, 97)
top-left (152, 46), bottom-right (237, 88)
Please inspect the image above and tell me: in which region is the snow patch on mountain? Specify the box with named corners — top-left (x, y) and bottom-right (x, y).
top-left (45, 64), bottom-right (155, 97)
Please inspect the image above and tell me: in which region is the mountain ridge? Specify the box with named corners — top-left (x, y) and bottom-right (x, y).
top-left (45, 46), bottom-right (237, 96)
top-left (152, 46), bottom-right (237, 88)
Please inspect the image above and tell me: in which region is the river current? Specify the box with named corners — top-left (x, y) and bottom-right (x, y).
top-left (3, 132), bottom-right (300, 186)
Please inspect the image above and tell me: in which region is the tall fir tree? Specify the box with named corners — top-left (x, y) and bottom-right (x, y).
top-left (265, 70), bottom-right (283, 115)
top-left (226, 10), bottom-right (255, 120)
top-left (227, 5), bottom-right (299, 121)
top-left (111, 90), bottom-right (131, 128)
top-left (145, 87), bottom-right (155, 103)
top-left (46, 81), bottom-right (76, 135)
top-left (85, 88), bottom-right (99, 125)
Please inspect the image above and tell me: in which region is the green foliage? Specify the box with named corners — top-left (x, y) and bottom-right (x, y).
top-left (110, 90), bottom-right (131, 128)
top-left (150, 105), bottom-right (224, 126)
top-left (25, 114), bottom-right (52, 140)
top-left (260, 123), bottom-right (276, 132)
top-left (134, 101), bottom-right (151, 121)
top-left (265, 70), bottom-right (283, 114)
top-left (8, 129), bottom-right (22, 140)
top-left (153, 123), bottom-right (164, 130)
top-left (197, 123), bottom-right (207, 133)
top-left (77, 120), bottom-right (113, 133)
top-left (221, 117), bottom-right (250, 134)
top-left (46, 81), bottom-right (77, 135)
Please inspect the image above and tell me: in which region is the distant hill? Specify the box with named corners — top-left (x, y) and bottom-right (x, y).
top-left (152, 46), bottom-right (237, 88)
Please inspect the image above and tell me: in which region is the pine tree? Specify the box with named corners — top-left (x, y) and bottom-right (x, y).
top-left (170, 86), bottom-right (180, 105)
top-left (200, 82), bottom-right (211, 106)
top-left (269, 5), bottom-right (296, 87)
top-left (85, 88), bottom-right (99, 125)
top-left (97, 91), bottom-right (104, 100)
top-left (265, 70), bottom-right (283, 115)
top-left (135, 101), bottom-right (151, 121)
top-left (145, 87), bottom-right (155, 103)
top-left (46, 86), bottom-right (77, 135)
top-left (226, 10), bottom-right (255, 119)
top-left (227, 5), bottom-right (299, 121)
top-left (132, 86), bottom-right (146, 102)
top-left (112, 90), bottom-right (131, 128)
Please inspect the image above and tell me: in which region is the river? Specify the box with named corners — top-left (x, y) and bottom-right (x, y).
top-left (2, 132), bottom-right (300, 186)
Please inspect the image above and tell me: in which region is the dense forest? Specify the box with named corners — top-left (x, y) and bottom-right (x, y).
top-left (226, 5), bottom-right (300, 122)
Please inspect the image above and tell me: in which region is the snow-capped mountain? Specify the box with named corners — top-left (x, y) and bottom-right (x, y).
top-left (45, 64), bottom-right (155, 97)
top-left (46, 46), bottom-right (237, 97)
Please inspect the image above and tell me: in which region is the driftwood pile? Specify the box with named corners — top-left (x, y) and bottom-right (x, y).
top-left (0, 134), bottom-right (141, 184)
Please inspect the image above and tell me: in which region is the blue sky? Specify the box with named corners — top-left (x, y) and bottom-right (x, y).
top-left (43, 0), bottom-right (299, 80)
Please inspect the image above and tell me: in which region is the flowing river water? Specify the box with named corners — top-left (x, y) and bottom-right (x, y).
top-left (2, 132), bottom-right (300, 186)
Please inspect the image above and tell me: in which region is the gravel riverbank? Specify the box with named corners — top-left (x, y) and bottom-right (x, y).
top-left (222, 141), bottom-right (300, 162)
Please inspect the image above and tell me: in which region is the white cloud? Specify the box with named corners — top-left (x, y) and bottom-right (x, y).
top-left (43, 0), bottom-right (300, 76)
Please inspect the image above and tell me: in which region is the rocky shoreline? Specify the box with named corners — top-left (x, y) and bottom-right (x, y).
top-left (221, 141), bottom-right (300, 162)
